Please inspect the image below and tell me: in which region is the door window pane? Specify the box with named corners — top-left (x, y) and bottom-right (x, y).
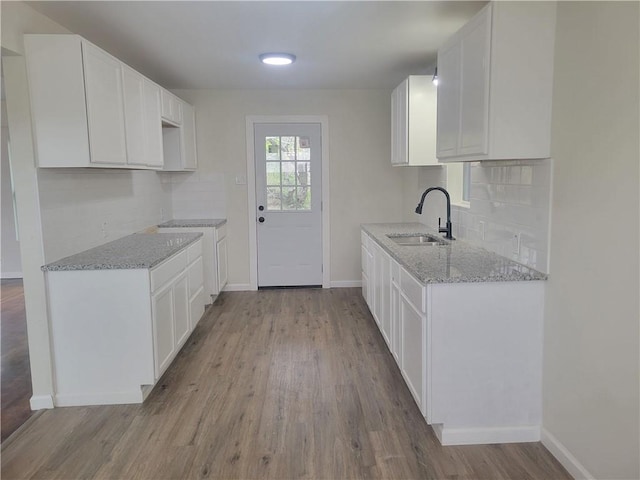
top-left (297, 137), bottom-right (310, 160)
top-left (266, 137), bottom-right (280, 160)
top-left (281, 136), bottom-right (295, 160)
top-left (296, 162), bottom-right (310, 186)
top-left (267, 187), bottom-right (282, 210)
top-left (281, 186), bottom-right (297, 210)
top-left (281, 162), bottom-right (296, 185)
top-left (266, 162), bottom-right (281, 186)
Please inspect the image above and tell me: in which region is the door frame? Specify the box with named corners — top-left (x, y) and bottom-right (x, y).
top-left (246, 115), bottom-right (330, 290)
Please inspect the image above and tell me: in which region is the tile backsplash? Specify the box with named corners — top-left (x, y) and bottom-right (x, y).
top-left (406, 159), bottom-right (552, 273)
top-left (161, 171), bottom-right (226, 220)
top-left (37, 168), bottom-right (228, 263)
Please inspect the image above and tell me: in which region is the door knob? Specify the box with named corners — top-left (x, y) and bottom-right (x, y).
top-left (258, 217), bottom-right (265, 223)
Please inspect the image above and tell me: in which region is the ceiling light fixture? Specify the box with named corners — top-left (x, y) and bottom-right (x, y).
top-left (259, 53), bottom-right (296, 66)
top-left (432, 67), bottom-right (439, 86)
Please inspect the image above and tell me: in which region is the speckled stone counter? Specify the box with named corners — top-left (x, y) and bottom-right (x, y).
top-left (41, 233), bottom-right (203, 271)
top-left (361, 223), bottom-right (546, 284)
top-left (158, 218), bottom-right (226, 228)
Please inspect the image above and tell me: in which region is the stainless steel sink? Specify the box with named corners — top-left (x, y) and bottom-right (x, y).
top-left (387, 234), bottom-right (447, 246)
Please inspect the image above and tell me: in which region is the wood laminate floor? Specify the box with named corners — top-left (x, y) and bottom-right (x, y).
top-left (1, 279), bottom-right (34, 443)
top-left (1, 288), bottom-right (571, 479)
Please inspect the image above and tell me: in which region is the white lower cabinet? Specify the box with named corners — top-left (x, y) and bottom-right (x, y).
top-left (158, 223), bottom-right (228, 300)
top-left (400, 294), bottom-right (427, 416)
top-left (46, 239), bottom-right (205, 406)
top-left (152, 282), bottom-right (176, 378)
top-left (361, 229), bottom-right (543, 446)
top-left (216, 235), bottom-right (228, 291)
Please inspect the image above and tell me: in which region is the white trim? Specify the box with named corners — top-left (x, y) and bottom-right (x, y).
top-left (432, 424), bottom-right (541, 446)
top-left (246, 115), bottom-right (330, 290)
top-left (330, 280), bottom-right (362, 288)
top-left (30, 394), bottom-right (54, 410)
top-left (223, 283), bottom-right (254, 292)
top-left (542, 428), bottom-right (594, 480)
top-left (54, 391), bottom-right (144, 407)
top-left (1, 271), bottom-right (23, 279)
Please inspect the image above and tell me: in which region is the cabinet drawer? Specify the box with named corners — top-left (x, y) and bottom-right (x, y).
top-left (187, 239), bottom-right (202, 263)
top-left (400, 267), bottom-right (425, 313)
top-left (188, 256), bottom-right (204, 297)
top-left (150, 250), bottom-right (187, 292)
top-left (215, 223), bottom-right (227, 241)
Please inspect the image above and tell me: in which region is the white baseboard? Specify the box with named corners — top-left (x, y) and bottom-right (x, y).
top-left (223, 283), bottom-right (254, 292)
top-left (432, 424), bottom-right (541, 446)
top-left (542, 428), bottom-right (594, 480)
top-left (1, 271), bottom-right (23, 279)
top-left (330, 280), bottom-right (362, 288)
top-left (54, 390), bottom-right (144, 407)
top-left (30, 395), bottom-right (54, 410)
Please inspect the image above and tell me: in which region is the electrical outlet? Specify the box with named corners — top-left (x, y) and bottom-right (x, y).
top-left (101, 221), bottom-right (108, 239)
top-left (512, 232), bottom-right (520, 255)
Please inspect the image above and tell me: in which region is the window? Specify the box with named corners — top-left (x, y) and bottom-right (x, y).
top-left (265, 136), bottom-right (311, 211)
top-left (446, 162), bottom-right (471, 207)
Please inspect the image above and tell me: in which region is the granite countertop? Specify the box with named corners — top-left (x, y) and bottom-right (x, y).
top-left (157, 218), bottom-right (227, 228)
top-left (42, 233), bottom-right (203, 271)
top-left (361, 223), bottom-right (547, 284)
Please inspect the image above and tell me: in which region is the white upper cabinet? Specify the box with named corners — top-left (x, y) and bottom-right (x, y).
top-left (122, 65), bottom-right (147, 166)
top-left (162, 101), bottom-right (197, 171)
top-left (122, 66), bottom-right (164, 168)
top-left (391, 76), bottom-right (439, 166)
top-left (161, 90), bottom-right (183, 125)
top-left (436, 2), bottom-right (556, 162)
top-left (143, 79), bottom-right (165, 168)
top-left (83, 42), bottom-right (128, 166)
top-left (24, 34), bottom-right (195, 171)
top-left (181, 103), bottom-right (198, 170)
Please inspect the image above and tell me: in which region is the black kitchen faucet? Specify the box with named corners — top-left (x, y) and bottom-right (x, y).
top-left (415, 187), bottom-right (455, 240)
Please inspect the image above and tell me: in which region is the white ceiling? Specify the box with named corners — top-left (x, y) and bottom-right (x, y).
top-left (27, 1), bottom-right (486, 90)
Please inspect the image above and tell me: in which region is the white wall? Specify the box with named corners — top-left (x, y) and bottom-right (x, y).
top-left (404, 159), bottom-right (552, 274)
top-left (542, 3), bottom-right (639, 479)
top-left (1, 99), bottom-right (23, 277)
top-left (173, 88), bottom-right (405, 286)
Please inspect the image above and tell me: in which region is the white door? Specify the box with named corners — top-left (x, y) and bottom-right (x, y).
top-left (255, 123), bottom-right (322, 287)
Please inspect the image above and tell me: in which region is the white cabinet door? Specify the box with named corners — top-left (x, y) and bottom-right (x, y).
top-left (436, 41), bottom-right (462, 159)
top-left (173, 272), bottom-right (190, 349)
top-left (391, 281), bottom-right (401, 362)
top-left (380, 249), bottom-right (391, 347)
top-left (400, 294), bottom-right (426, 415)
top-left (82, 41), bottom-right (127, 165)
top-left (161, 90), bottom-right (183, 125)
top-left (122, 66), bottom-right (147, 166)
top-left (391, 79), bottom-right (408, 165)
top-left (392, 76), bottom-right (438, 166)
top-left (436, 2), bottom-right (555, 162)
top-left (143, 79), bottom-right (164, 168)
top-left (361, 244), bottom-right (370, 302)
top-left (216, 237), bottom-right (228, 292)
top-left (152, 283), bottom-right (175, 380)
top-left (181, 103), bottom-right (198, 170)
top-left (459, 6), bottom-right (491, 156)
